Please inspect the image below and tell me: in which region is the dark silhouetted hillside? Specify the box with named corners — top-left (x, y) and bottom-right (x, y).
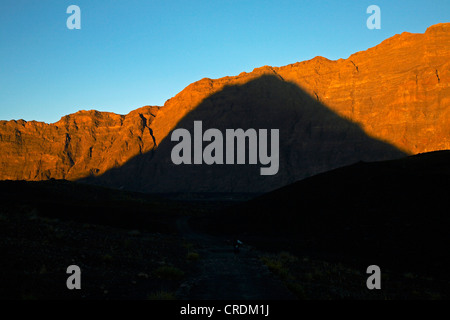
top-left (196, 150), bottom-right (450, 276)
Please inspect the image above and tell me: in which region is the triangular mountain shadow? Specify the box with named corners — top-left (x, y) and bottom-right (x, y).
top-left (79, 74), bottom-right (407, 193)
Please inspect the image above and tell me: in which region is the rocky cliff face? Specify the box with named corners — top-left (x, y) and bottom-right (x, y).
top-left (1, 23), bottom-right (449, 192)
top-left (0, 107), bottom-right (159, 180)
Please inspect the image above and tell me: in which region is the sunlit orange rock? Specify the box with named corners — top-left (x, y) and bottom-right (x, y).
top-left (0, 23), bottom-right (448, 192)
top-left (0, 107), bottom-right (159, 180)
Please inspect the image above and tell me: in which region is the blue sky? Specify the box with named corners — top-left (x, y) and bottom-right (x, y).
top-left (1, 0), bottom-right (449, 123)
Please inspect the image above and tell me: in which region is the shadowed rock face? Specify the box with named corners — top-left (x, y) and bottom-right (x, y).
top-left (0, 23), bottom-right (449, 192)
top-left (85, 75), bottom-right (405, 193)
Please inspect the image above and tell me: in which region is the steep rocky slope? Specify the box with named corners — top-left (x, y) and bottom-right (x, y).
top-left (0, 107), bottom-right (158, 180)
top-left (150, 23), bottom-right (450, 155)
top-left (0, 23), bottom-right (449, 192)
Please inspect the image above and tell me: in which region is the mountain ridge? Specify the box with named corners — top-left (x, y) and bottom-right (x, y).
top-left (0, 23), bottom-right (449, 192)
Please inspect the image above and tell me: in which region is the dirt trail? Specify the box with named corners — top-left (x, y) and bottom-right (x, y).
top-left (176, 217), bottom-right (296, 300)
